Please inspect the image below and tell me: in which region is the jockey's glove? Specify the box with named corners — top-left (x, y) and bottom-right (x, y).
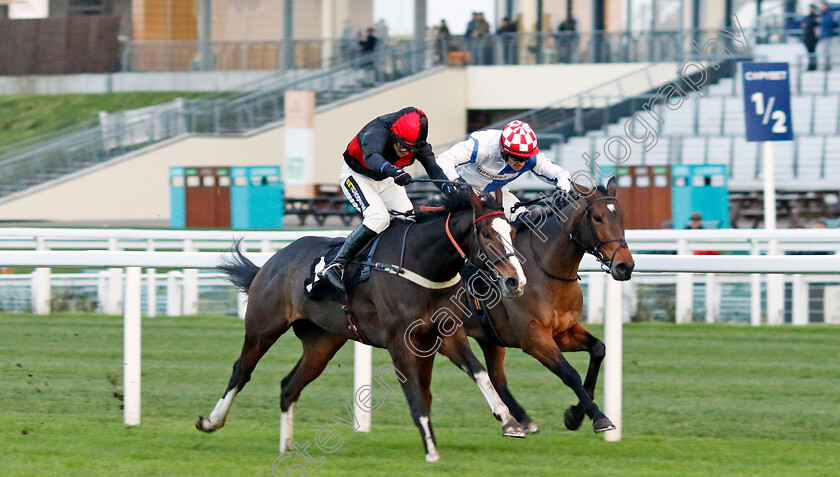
top-left (555, 170), bottom-right (572, 192)
top-left (385, 165), bottom-right (412, 186)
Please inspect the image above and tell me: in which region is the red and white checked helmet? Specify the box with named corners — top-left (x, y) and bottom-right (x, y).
top-left (500, 120), bottom-right (539, 157)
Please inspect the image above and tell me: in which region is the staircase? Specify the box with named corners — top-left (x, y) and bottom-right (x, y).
top-left (0, 40), bottom-right (435, 201)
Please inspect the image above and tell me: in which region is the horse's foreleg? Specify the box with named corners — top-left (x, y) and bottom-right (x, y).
top-left (278, 325), bottom-right (347, 452)
top-left (196, 326), bottom-right (284, 433)
top-left (439, 336), bottom-right (525, 438)
top-left (555, 323), bottom-right (606, 431)
top-left (387, 346), bottom-right (440, 462)
top-left (477, 340), bottom-right (539, 434)
top-left (521, 321), bottom-right (614, 433)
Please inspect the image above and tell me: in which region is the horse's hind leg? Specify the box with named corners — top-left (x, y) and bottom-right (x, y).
top-left (478, 340), bottom-right (539, 434)
top-left (387, 346), bottom-right (440, 462)
top-left (278, 322), bottom-right (347, 452)
top-left (520, 322), bottom-right (614, 433)
top-left (438, 335), bottom-right (525, 438)
top-left (196, 311), bottom-right (290, 433)
top-left (555, 322), bottom-right (606, 431)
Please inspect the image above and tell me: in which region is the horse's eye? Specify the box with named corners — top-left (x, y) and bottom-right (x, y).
top-left (481, 231), bottom-right (491, 238)
top-left (593, 215), bottom-right (603, 223)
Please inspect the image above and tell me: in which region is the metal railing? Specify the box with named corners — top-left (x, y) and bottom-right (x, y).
top-left (0, 40), bottom-right (436, 200)
top-left (119, 29), bottom-right (752, 72)
top-left (552, 133), bottom-right (840, 189)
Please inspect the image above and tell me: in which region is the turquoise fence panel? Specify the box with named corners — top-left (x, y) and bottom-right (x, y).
top-left (169, 167), bottom-right (186, 228)
top-left (672, 164), bottom-right (730, 229)
top-left (231, 166), bottom-right (284, 229)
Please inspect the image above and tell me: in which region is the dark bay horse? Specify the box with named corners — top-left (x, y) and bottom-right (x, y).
top-left (463, 177), bottom-right (635, 434)
top-left (195, 190), bottom-right (527, 462)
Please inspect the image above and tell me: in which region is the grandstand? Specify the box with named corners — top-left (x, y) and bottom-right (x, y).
top-left (0, 3), bottom-right (834, 229)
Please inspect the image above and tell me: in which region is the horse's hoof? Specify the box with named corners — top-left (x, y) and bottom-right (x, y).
top-left (523, 420), bottom-right (540, 434)
top-left (592, 416), bottom-right (616, 433)
top-left (425, 452), bottom-right (440, 463)
top-left (195, 415), bottom-right (217, 433)
top-left (502, 422), bottom-right (526, 438)
top-left (563, 407), bottom-right (584, 431)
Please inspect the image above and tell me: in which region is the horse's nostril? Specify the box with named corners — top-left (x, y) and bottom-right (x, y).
top-left (505, 277), bottom-right (518, 289)
top-left (614, 263), bottom-right (632, 279)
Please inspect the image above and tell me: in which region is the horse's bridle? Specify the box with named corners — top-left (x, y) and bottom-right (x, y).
top-left (446, 210), bottom-right (516, 272)
top-left (574, 196), bottom-right (629, 272)
top-left (527, 191), bottom-right (628, 278)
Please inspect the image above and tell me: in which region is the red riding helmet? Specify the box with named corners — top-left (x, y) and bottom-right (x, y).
top-left (391, 110), bottom-right (428, 151)
top-left (500, 120), bottom-right (540, 157)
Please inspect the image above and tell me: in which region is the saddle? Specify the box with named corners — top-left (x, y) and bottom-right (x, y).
top-left (304, 236), bottom-right (380, 303)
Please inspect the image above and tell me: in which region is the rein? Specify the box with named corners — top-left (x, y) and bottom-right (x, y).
top-left (355, 208), bottom-right (510, 290)
top-left (525, 192), bottom-right (628, 278)
top-left (445, 210), bottom-right (513, 268)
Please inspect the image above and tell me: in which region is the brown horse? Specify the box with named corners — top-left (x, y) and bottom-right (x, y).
top-left (195, 190), bottom-right (528, 462)
top-left (463, 178), bottom-right (634, 434)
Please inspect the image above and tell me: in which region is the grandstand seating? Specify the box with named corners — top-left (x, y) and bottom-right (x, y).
top-left (545, 62), bottom-right (840, 192)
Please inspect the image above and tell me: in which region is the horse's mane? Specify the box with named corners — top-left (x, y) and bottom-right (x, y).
top-left (411, 189), bottom-right (501, 224)
top-left (511, 185), bottom-right (608, 232)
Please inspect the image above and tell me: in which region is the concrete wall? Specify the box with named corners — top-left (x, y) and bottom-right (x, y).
top-left (0, 68), bottom-right (468, 223)
top-left (0, 133), bottom-right (284, 223)
top-left (0, 71), bottom-right (274, 94)
top-left (466, 63), bottom-right (680, 109)
top-left (0, 63), bottom-right (682, 223)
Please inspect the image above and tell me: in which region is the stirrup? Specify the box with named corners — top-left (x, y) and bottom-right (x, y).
top-left (319, 262), bottom-right (343, 277)
top-left (322, 263), bottom-right (346, 291)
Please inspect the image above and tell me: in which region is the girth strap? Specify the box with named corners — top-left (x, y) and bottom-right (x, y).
top-left (341, 298), bottom-right (372, 345)
top-left (354, 260), bottom-right (462, 289)
top-left (467, 278), bottom-right (505, 347)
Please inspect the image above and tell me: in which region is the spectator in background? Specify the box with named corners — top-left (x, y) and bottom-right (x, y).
top-left (466, 11), bottom-right (491, 64)
top-left (819, 1), bottom-right (836, 70)
top-left (686, 212), bottom-right (720, 255)
top-left (686, 211), bottom-right (704, 229)
top-left (802, 4), bottom-right (820, 71)
top-left (358, 27), bottom-right (379, 83)
top-left (814, 219), bottom-right (828, 228)
top-left (497, 17), bottom-right (518, 64)
top-left (436, 19), bottom-right (451, 64)
top-left (556, 16), bottom-right (578, 63)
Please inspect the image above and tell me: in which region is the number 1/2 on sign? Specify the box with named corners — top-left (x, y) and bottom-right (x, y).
top-left (750, 92), bottom-right (788, 133)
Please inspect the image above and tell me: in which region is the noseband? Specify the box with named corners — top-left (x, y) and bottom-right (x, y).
top-left (445, 211), bottom-right (516, 270)
top-left (527, 192), bottom-right (628, 279)
top-left (575, 196), bottom-right (629, 272)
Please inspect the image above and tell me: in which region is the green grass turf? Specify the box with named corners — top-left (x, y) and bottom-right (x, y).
top-left (1, 314), bottom-right (838, 476)
top-left (0, 93), bottom-right (204, 150)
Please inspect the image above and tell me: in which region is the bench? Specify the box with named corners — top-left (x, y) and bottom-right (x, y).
top-left (284, 197), bottom-right (359, 227)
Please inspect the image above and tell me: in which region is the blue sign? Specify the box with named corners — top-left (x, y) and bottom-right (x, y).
top-left (741, 62), bottom-right (794, 142)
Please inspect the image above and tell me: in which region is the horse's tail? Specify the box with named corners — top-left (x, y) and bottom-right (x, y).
top-left (218, 238), bottom-right (260, 294)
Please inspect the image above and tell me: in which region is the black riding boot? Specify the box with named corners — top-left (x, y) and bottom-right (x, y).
top-left (319, 224), bottom-right (379, 293)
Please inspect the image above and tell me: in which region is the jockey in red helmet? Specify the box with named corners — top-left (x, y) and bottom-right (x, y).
top-left (319, 107), bottom-right (451, 293)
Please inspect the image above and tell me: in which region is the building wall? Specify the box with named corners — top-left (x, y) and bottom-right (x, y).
top-left (210, 0), bottom-right (374, 41)
top-left (0, 68), bottom-right (467, 222)
top-left (132, 0), bottom-right (196, 41)
top-left (0, 63), bottom-right (681, 222)
top-left (466, 62), bottom-right (680, 109)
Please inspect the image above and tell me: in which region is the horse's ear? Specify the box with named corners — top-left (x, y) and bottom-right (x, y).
top-left (494, 188), bottom-right (504, 208)
top-left (571, 181), bottom-right (590, 196)
top-left (468, 189), bottom-right (483, 211)
top-left (606, 176), bottom-right (618, 197)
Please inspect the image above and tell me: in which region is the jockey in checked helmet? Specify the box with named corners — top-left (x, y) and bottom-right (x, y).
top-left (318, 107), bottom-right (451, 293)
top-left (436, 120), bottom-right (572, 220)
